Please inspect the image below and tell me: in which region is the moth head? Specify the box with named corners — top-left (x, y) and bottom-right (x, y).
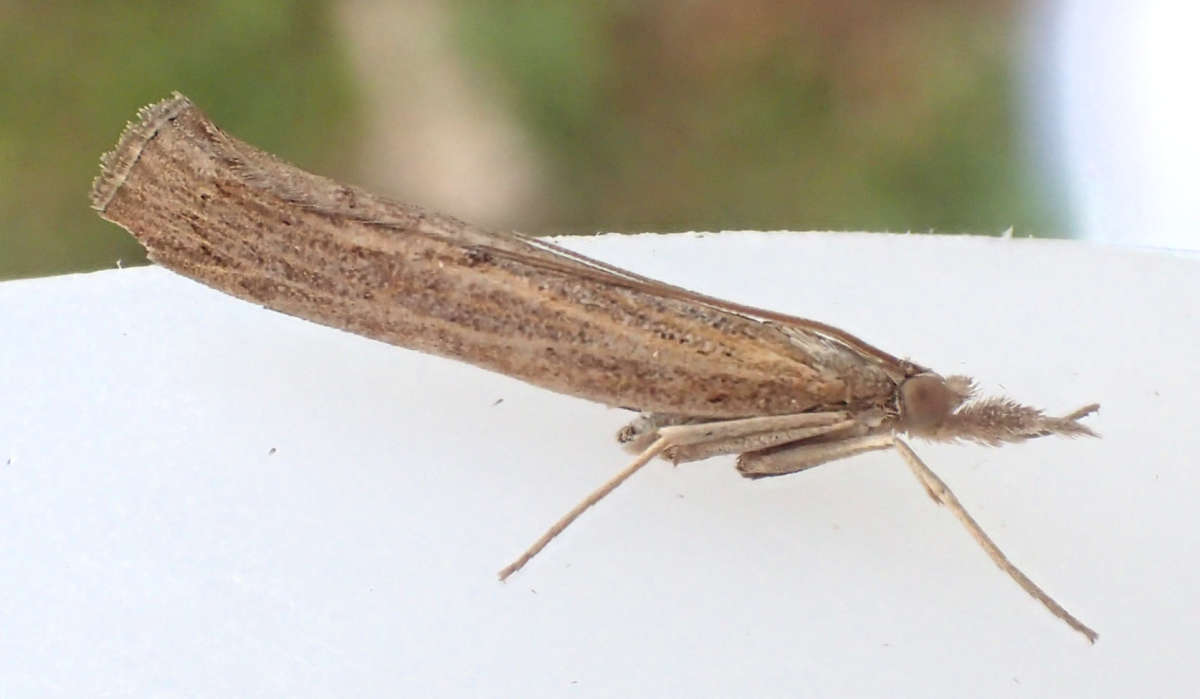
top-left (898, 373), bottom-right (973, 433)
top-left (899, 372), bottom-right (1098, 444)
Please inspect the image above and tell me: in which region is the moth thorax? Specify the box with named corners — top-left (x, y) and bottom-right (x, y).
top-left (899, 373), bottom-right (965, 431)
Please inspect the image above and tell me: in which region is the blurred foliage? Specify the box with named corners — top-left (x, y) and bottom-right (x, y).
top-left (1, 0), bottom-right (1065, 281)
top-left (450, 0), bottom-right (1063, 237)
top-left (0, 0), bottom-right (360, 280)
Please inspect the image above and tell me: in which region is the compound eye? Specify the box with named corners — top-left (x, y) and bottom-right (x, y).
top-left (900, 373), bottom-right (958, 430)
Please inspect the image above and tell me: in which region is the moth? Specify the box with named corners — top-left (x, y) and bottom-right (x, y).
top-left (91, 93), bottom-right (1100, 641)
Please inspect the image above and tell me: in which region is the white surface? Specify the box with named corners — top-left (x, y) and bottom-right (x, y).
top-left (1, 232), bottom-right (1196, 697)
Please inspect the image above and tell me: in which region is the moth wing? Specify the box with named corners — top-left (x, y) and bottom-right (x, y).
top-left (192, 91), bottom-right (910, 383)
top-left (468, 233), bottom-right (915, 380)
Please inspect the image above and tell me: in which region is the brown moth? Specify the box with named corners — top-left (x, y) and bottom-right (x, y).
top-left (91, 93), bottom-right (1100, 642)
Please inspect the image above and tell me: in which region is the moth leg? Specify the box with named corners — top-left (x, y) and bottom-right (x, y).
top-left (499, 412), bottom-right (844, 581)
top-left (660, 413), bottom-right (854, 463)
top-left (736, 433), bottom-right (895, 478)
top-left (616, 411), bottom-right (851, 457)
top-left (497, 432), bottom-right (672, 581)
top-left (739, 432), bottom-right (941, 502)
top-left (616, 413), bottom-right (696, 453)
top-left (891, 437), bottom-right (1098, 643)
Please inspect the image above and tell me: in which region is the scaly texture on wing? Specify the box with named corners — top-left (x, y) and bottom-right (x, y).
top-left (92, 93), bottom-right (902, 418)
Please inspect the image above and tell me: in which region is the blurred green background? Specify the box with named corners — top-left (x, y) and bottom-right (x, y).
top-left (1, 0), bottom-right (1063, 281)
